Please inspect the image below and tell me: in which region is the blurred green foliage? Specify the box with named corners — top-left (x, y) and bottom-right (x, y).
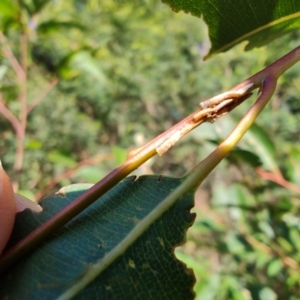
top-left (0, 0), bottom-right (300, 298)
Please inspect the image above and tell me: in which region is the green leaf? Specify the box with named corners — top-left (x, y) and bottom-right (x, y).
top-left (243, 123), bottom-right (279, 172)
top-left (195, 274), bottom-right (220, 300)
top-left (74, 165), bottom-right (105, 183)
top-left (162, 0), bottom-right (300, 58)
top-left (0, 0), bottom-right (18, 17)
top-left (112, 146), bottom-right (128, 165)
top-left (267, 258), bottom-right (283, 277)
top-left (225, 234), bottom-right (246, 255)
top-left (1, 176), bottom-right (195, 299)
top-left (286, 147), bottom-right (300, 185)
top-left (25, 139), bottom-right (43, 150)
top-left (58, 50), bottom-right (107, 84)
top-left (255, 251), bottom-right (272, 270)
top-left (47, 150), bottom-right (77, 168)
top-left (228, 149), bottom-right (262, 168)
top-left (290, 228), bottom-right (300, 252)
top-left (277, 237), bottom-right (293, 252)
top-left (259, 286), bottom-right (277, 300)
top-left (229, 183), bottom-right (257, 208)
top-left (37, 20), bottom-right (86, 34)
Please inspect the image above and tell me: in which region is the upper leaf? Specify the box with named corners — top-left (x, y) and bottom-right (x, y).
top-left (1, 176), bottom-right (195, 299)
top-left (162, 0), bottom-right (300, 58)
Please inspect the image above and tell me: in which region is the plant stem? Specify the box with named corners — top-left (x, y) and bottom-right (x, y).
top-left (0, 45), bottom-right (299, 274)
top-left (56, 75), bottom-right (277, 300)
top-left (28, 78), bottom-right (59, 112)
top-left (185, 75), bottom-right (277, 189)
top-left (0, 98), bottom-right (23, 138)
top-left (13, 15), bottom-right (28, 177)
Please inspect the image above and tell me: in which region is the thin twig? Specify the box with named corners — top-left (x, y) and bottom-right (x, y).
top-left (0, 29), bottom-right (27, 188)
top-left (28, 78), bottom-right (59, 112)
top-left (0, 97), bottom-right (22, 139)
top-left (14, 27), bottom-right (28, 173)
top-left (0, 32), bottom-right (26, 81)
top-left (256, 168), bottom-right (300, 194)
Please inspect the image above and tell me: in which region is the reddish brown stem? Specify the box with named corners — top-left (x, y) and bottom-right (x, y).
top-left (0, 98), bottom-right (23, 139)
top-left (0, 32), bottom-right (26, 81)
top-left (256, 168), bottom-right (300, 194)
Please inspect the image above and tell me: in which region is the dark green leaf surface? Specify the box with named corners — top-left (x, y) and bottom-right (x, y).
top-left (162, 0), bottom-right (300, 58)
top-left (228, 149), bottom-right (262, 168)
top-left (1, 176), bottom-right (195, 300)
